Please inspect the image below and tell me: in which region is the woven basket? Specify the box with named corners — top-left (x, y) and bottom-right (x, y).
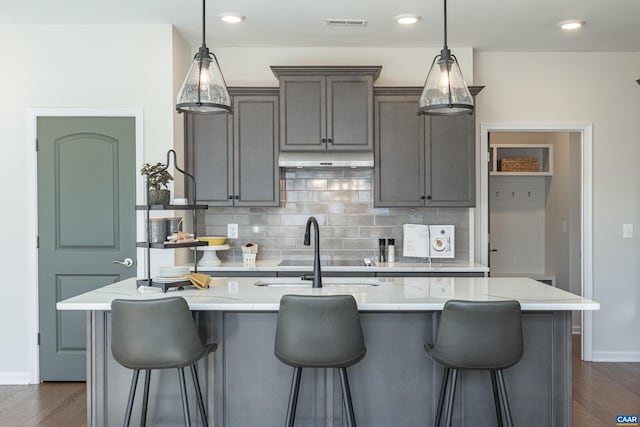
top-left (498, 158), bottom-right (539, 172)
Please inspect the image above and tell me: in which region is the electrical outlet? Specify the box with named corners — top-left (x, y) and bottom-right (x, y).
top-left (227, 223), bottom-right (238, 239)
top-left (623, 223), bottom-right (633, 239)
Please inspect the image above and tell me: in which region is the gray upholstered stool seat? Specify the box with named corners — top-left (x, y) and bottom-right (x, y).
top-left (426, 300), bottom-right (523, 427)
top-left (111, 297), bottom-right (216, 427)
top-left (275, 294), bottom-right (366, 427)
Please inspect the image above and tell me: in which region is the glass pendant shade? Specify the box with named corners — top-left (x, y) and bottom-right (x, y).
top-left (418, 49), bottom-right (473, 115)
top-left (176, 46), bottom-right (231, 114)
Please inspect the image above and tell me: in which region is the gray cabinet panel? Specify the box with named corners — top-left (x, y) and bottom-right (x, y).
top-left (327, 75), bottom-right (373, 150)
top-left (234, 95), bottom-right (280, 206)
top-left (277, 70), bottom-right (376, 153)
top-left (374, 89), bottom-right (476, 208)
top-left (185, 113), bottom-right (233, 205)
top-left (216, 313), bottom-right (325, 427)
top-left (185, 90), bottom-right (280, 207)
top-left (374, 96), bottom-right (425, 207)
top-left (279, 76), bottom-right (326, 151)
top-left (427, 114), bottom-right (475, 207)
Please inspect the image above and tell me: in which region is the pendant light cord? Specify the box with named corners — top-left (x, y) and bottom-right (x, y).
top-left (201, 0), bottom-right (206, 48)
top-left (443, 0), bottom-right (448, 50)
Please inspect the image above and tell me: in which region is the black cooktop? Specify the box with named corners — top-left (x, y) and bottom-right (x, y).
top-left (278, 259), bottom-right (369, 267)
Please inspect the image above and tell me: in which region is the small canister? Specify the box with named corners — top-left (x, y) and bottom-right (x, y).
top-left (148, 218), bottom-right (167, 243)
top-left (378, 238), bottom-right (386, 263)
top-left (387, 238), bottom-right (396, 263)
top-left (167, 217), bottom-right (183, 235)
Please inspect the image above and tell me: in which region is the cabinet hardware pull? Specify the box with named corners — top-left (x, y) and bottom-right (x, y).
top-left (234, 195), bottom-right (240, 200)
top-left (426, 195), bottom-right (432, 200)
top-left (321, 138), bottom-right (327, 143)
top-left (420, 195), bottom-right (426, 200)
top-left (328, 138), bottom-right (333, 144)
top-left (228, 195), bottom-right (233, 200)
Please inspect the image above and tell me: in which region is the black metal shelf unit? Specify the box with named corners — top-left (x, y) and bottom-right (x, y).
top-left (137, 149), bottom-right (208, 292)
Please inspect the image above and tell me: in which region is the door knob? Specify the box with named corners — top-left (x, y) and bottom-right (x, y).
top-left (112, 258), bottom-right (134, 267)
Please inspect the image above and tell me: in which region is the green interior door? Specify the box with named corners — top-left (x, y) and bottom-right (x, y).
top-left (37, 117), bottom-right (136, 381)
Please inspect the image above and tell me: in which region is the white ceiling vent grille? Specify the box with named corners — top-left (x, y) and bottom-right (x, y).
top-left (325, 18), bottom-right (368, 27)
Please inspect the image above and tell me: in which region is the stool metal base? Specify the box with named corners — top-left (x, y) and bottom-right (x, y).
top-left (435, 368), bottom-right (514, 427)
top-left (122, 365), bottom-right (209, 427)
top-left (285, 367), bottom-right (358, 427)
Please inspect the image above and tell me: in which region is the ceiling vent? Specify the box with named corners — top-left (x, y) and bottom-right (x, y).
top-left (325, 18), bottom-right (368, 27)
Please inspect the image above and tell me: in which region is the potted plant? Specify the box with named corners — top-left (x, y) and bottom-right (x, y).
top-left (140, 162), bottom-right (174, 205)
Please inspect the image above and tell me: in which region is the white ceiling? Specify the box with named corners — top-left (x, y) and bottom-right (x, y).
top-left (2, 0), bottom-right (640, 52)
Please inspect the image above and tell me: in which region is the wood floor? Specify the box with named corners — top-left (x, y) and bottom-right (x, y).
top-left (1, 336), bottom-right (638, 426)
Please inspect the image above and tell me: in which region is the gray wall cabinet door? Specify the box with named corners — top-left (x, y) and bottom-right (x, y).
top-left (374, 89), bottom-right (476, 208)
top-left (279, 75), bottom-right (326, 151)
top-left (279, 74), bottom-right (374, 152)
top-left (233, 95), bottom-right (281, 206)
top-left (425, 113), bottom-right (476, 207)
top-left (374, 95), bottom-right (425, 207)
top-left (326, 75), bottom-right (374, 151)
top-left (185, 113), bottom-right (234, 205)
top-left (37, 117), bottom-right (136, 381)
top-left (186, 92), bottom-right (281, 207)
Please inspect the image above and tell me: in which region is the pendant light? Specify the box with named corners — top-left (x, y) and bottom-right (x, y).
top-left (418, 0), bottom-right (473, 116)
top-left (176, 0), bottom-right (232, 114)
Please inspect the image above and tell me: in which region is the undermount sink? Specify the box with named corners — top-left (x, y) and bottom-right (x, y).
top-left (254, 278), bottom-right (382, 288)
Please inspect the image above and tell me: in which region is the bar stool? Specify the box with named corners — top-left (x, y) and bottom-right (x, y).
top-left (274, 295), bottom-right (366, 427)
top-left (426, 300), bottom-right (523, 427)
top-left (111, 297), bottom-right (216, 427)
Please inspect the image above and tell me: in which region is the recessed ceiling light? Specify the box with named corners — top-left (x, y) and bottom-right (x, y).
top-left (218, 13), bottom-right (246, 24)
top-left (558, 20), bottom-right (585, 30)
top-left (395, 14), bottom-right (422, 25)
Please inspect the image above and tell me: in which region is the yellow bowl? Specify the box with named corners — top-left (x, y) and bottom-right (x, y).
top-left (198, 236), bottom-right (227, 246)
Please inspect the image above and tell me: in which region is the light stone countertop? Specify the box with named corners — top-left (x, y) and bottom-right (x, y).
top-left (195, 260), bottom-right (490, 273)
top-left (57, 276), bottom-right (599, 312)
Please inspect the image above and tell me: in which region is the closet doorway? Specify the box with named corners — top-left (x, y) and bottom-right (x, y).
top-left (479, 124), bottom-right (594, 360)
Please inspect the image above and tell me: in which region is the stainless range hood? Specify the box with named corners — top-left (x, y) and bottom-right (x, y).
top-left (278, 152), bottom-right (374, 168)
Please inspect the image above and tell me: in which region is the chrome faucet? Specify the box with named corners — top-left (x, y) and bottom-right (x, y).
top-left (301, 216), bottom-right (322, 288)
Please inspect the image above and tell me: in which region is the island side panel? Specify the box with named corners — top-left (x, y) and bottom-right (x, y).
top-left (214, 312), bottom-right (327, 427)
top-left (88, 309), bottom-right (573, 427)
top-left (90, 311), bottom-right (215, 427)
top-left (335, 312), bottom-right (437, 426)
top-left (433, 311), bottom-right (572, 427)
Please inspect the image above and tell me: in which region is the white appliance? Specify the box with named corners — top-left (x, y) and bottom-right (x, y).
top-left (429, 225), bottom-right (455, 258)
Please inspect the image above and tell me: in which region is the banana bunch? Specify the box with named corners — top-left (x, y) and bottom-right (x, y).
top-left (188, 273), bottom-right (212, 290)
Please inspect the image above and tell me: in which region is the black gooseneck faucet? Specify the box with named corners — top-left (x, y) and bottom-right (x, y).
top-left (302, 216), bottom-right (322, 288)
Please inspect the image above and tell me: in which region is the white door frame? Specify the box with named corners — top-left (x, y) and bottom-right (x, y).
top-left (26, 108), bottom-right (144, 383)
top-left (479, 123), bottom-right (594, 361)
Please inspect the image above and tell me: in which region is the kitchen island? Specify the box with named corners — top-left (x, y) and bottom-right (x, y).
top-left (58, 276), bottom-right (598, 427)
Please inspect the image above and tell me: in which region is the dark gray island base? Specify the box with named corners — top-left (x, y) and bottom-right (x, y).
top-left (87, 310), bottom-right (572, 427)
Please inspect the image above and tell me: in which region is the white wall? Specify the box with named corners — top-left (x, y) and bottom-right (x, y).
top-left (0, 25), bottom-right (179, 383)
top-left (214, 47), bottom-right (474, 86)
top-left (475, 52), bottom-right (640, 360)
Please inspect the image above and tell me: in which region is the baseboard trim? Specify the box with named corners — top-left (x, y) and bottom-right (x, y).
top-left (591, 351), bottom-right (640, 362)
top-left (0, 372), bottom-right (32, 385)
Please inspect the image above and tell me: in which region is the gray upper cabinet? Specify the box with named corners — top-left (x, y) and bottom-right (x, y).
top-left (374, 95), bottom-right (426, 207)
top-left (374, 87), bottom-right (482, 208)
top-left (185, 89), bottom-right (280, 207)
top-left (272, 66), bottom-right (381, 152)
top-left (427, 112), bottom-right (475, 206)
top-left (185, 113), bottom-right (233, 205)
